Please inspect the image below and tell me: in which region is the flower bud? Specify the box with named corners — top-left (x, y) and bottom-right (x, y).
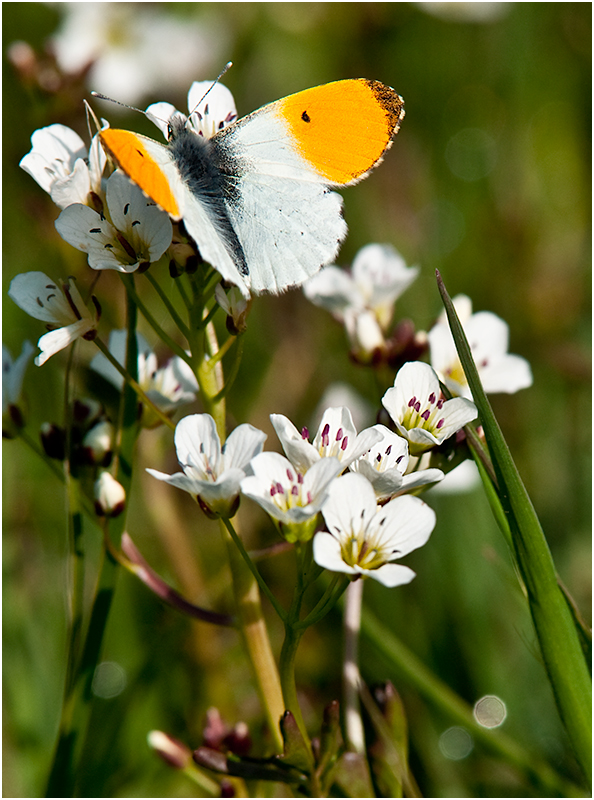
top-left (82, 420), bottom-right (114, 466)
top-left (147, 730), bottom-right (191, 770)
top-left (40, 422), bottom-right (66, 460)
top-left (94, 471), bottom-right (126, 517)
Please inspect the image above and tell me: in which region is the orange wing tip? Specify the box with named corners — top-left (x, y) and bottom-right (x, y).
top-left (278, 78), bottom-right (405, 186)
top-left (99, 130), bottom-right (181, 218)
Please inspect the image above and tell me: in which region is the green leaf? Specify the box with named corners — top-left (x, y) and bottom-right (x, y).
top-left (436, 271), bottom-right (592, 782)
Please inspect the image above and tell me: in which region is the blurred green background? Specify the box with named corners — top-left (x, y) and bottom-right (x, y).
top-left (3, 2), bottom-right (591, 797)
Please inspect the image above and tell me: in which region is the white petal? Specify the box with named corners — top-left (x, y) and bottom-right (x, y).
top-left (271, 413), bottom-right (320, 471)
top-left (322, 473), bottom-right (378, 542)
top-left (302, 456), bottom-right (342, 497)
top-left (187, 82), bottom-right (237, 136)
top-left (222, 423), bottom-right (267, 471)
top-left (9, 272), bottom-right (74, 324)
top-left (35, 319), bottom-right (94, 366)
top-left (352, 243), bottom-right (418, 309)
top-left (358, 562), bottom-right (416, 587)
top-left (145, 102), bottom-right (179, 139)
top-left (20, 124), bottom-right (86, 193)
top-left (303, 265), bottom-right (361, 317)
top-left (106, 172), bottom-right (172, 261)
top-left (435, 396), bottom-right (478, 439)
top-left (2, 341), bottom-right (34, 410)
top-left (174, 414), bottom-right (222, 477)
top-left (353, 460), bottom-right (405, 499)
top-left (480, 354), bottom-right (533, 394)
top-left (313, 531), bottom-right (358, 575)
top-left (145, 468), bottom-right (200, 496)
top-left (50, 158), bottom-right (92, 209)
top-left (399, 468), bottom-right (444, 493)
top-left (371, 494), bottom-right (436, 558)
top-left (344, 425), bottom-right (384, 467)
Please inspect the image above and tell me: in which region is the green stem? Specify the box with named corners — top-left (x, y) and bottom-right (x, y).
top-left (437, 271), bottom-right (592, 782)
top-left (93, 338), bottom-right (175, 431)
top-left (279, 545), bottom-right (311, 746)
top-left (222, 521), bottom-right (285, 753)
top-left (46, 287), bottom-right (141, 796)
top-left (121, 274), bottom-right (191, 366)
top-left (223, 518), bottom-right (287, 621)
top-left (144, 270), bottom-right (191, 340)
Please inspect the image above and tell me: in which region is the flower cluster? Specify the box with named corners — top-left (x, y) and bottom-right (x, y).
top-left (147, 361), bottom-right (475, 586)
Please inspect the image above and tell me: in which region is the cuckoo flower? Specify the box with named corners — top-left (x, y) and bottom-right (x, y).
top-left (313, 473), bottom-right (436, 586)
top-left (146, 414), bottom-right (266, 518)
top-left (240, 451), bottom-right (341, 543)
top-left (271, 407), bottom-right (382, 475)
top-left (382, 362), bottom-right (477, 455)
top-left (9, 272), bottom-right (99, 366)
top-left (55, 171), bottom-right (172, 273)
top-left (428, 294), bottom-right (533, 399)
top-left (349, 424), bottom-right (444, 501)
top-left (304, 244), bottom-right (418, 357)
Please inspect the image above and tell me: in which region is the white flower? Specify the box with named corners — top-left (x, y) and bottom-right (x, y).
top-left (90, 330), bottom-right (198, 415)
top-left (382, 362), bottom-right (477, 456)
top-left (313, 473), bottom-right (436, 586)
top-left (428, 294), bottom-right (533, 399)
top-left (146, 81), bottom-right (237, 142)
top-left (8, 272), bottom-right (99, 366)
top-left (20, 124), bottom-right (107, 209)
top-left (50, 3), bottom-right (227, 106)
top-left (271, 407), bottom-right (382, 474)
top-left (349, 425), bottom-right (444, 501)
top-left (304, 244), bottom-right (418, 356)
top-left (2, 341), bottom-right (34, 414)
top-left (215, 282), bottom-right (250, 334)
top-left (146, 414), bottom-right (266, 518)
top-left (55, 171), bottom-right (173, 273)
top-left (240, 451), bottom-right (341, 541)
top-left (94, 471), bottom-right (126, 517)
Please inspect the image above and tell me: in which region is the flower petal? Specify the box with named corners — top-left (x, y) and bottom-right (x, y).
top-left (222, 423), bottom-right (267, 471)
top-left (35, 319), bottom-right (94, 366)
top-left (9, 272), bottom-right (74, 324)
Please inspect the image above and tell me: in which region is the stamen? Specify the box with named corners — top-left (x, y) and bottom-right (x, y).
top-left (322, 423), bottom-right (330, 447)
top-left (336, 427), bottom-right (343, 441)
top-left (428, 392), bottom-right (436, 404)
top-left (301, 426), bottom-right (309, 440)
top-left (408, 396), bottom-right (416, 408)
top-left (341, 436), bottom-right (348, 451)
top-left (286, 468), bottom-right (294, 482)
top-left (437, 418), bottom-right (445, 429)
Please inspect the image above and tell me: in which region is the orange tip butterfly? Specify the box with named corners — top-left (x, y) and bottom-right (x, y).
top-left (95, 76), bottom-right (405, 297)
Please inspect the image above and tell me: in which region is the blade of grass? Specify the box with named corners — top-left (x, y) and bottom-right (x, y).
top-left (436, 270), bottom-right (591, 782)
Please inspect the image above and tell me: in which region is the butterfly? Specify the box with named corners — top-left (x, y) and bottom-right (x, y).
top-left (97, 78), bottom-right (404, 297)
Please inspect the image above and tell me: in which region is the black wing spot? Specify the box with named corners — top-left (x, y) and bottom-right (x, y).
top-left (301, 110), bottom-right (311, 123)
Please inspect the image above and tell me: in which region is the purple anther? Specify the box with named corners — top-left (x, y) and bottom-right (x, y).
top-left (297, 473), bottom-right (304, 484)
top-left (341, 436), bottom-right (348, 451)
top-left (385, 445), bottom-right (392, 455)
top-left (336, 427), bottom-right (343, 441)
top-left (291, 485), bottom-right (298, 496)
top-left (437, 418), bottom-right (445, 429)
top-left (428, 392), bottom-right (436, 404)
top-left (408, 396), bottom-right (416, 408)
top-left (301, 426), bottom-right (309, 440)
top-left (286, 468), bottom-right (294, 482)
top-left (376, 453), bottom-right (382, 463)
top-left (437, 399), bottom-right (444, 409)
top-left (396, 455), bottom-right (404, 464)
top-left (270, 485), bottom-right (277, 497)
top-left (322, 423), bottom-right (330, 446)
top-left (421, 410), bottom-right (430, 421)
top-left (276, 482), bottom-right (285, 495)
top-left (414, 401), bottom-right (421, 413)
top-left (307, 492), bottom-right (313, 504)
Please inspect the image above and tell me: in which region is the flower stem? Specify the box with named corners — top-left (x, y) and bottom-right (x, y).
top-left (222, 520), bottom-right (285, 753)
top-left (46, 287), bottom-right (141, 796)
top-left (343, 579), bottom-right (365, 754)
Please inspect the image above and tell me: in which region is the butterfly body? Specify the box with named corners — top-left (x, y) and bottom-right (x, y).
top-left (99, 79), bottom-right (404, 296)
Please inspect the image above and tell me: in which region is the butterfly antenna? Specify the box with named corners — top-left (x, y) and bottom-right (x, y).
top-left (84, 99), bottom-right (103, 137)
top-left (188, 61), bottom-right (233, 118)
top-left (90, 91), bottom-right (148, 116)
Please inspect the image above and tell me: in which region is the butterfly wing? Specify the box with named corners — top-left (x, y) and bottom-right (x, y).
top-left (209, 78), bottom-right (404, 294)
top-left (99, 128), bottom-right (251, 294)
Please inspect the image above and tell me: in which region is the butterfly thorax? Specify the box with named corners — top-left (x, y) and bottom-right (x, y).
top-left (166, 120), bottom-right (248, 276)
